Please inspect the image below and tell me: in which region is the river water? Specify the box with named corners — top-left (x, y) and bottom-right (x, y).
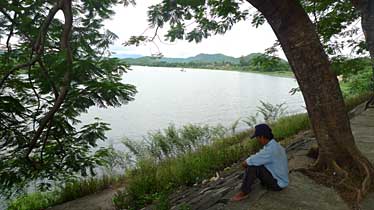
top-left (79, 66), bottom-right (306, 148)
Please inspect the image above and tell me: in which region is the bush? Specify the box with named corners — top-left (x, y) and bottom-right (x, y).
top-left (8, 192), bottom-right (59, 210)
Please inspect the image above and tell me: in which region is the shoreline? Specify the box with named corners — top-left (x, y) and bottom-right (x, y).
top-left (128, 64), bottom-right (295, 78)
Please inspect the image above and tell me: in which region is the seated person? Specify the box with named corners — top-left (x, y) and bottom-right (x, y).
top-left (231, 123), bottom-right (289, 201)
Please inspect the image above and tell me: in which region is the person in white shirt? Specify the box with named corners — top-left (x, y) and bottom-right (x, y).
top-left (231, 124), bottom-right (289, 201)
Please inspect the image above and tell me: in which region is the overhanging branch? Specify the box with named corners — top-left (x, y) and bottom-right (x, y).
top-left (26, 0), bottom-right (73, 159)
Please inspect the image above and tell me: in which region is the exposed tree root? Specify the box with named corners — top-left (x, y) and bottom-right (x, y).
top-left (331, 160), bottom-right (348, 185)
top-left (299, 156), bottom-right (374, 210)
top-left (357, 158), bottom-right (371, 196)
top-left (365, 95), bottom-right (374, 109)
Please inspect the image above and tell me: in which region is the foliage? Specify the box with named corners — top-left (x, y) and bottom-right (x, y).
top-left (58, 175), bottom-right (124, 202)
top-left (301, 0), bottom-right (362, 55)
top-left (257, 101), bottom-right (288, 122)
top-left (230, 118), bottom-right (241, 135)
top-left (243, 101), bottom-right (288, 128)
top-left (332, 56), bottom-right (373, 95)
top-left (122, 124), bottom-right (227, 161)
top-left (331, 56), bottom-right (371, 76)
top-left (246, 54), bottom-right (291, 72)
top-left (7, 191), bottom-right (59, 210)
top-left (7, 174), bottom-right (125, 210)
top-left (0, 0), bottom-right (136, 195)
top-left (344, 69), bottom-right (373, 95)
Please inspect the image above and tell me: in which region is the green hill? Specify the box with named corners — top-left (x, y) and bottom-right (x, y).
top-left (123, 53), bottom-right (239, 65)
top-left (122, 53), bottom-right (291, 73)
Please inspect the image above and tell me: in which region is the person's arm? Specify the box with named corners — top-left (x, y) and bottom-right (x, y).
top-left (245, 146), bottom-right (272, 166)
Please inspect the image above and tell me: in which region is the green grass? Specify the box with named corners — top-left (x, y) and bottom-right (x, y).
top-left (344, 91), bottom-right (372, 112)
top-left (7, 175), bottom-right (124, 210)
top-left (251, 70), bottom-right (294, 78)
top-left (7, 192), bottom-right (59, 210)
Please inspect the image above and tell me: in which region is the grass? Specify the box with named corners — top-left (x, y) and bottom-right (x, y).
top-left (7, 192), bottom-right (59, 210)
top-left (7, 175), bottom-right (125, 210)
top-left (344, 91), bottom-right (372, 112)
top-left (7, 92), bottom-right (370, 210)
top-left (250, 70), bottom-right (294, 78)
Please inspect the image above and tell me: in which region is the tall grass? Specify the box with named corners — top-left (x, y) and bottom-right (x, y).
top-left (7, 192), bottom-right (59, 210)
top-left (344, 91), bottom-right (372, 112)
top-left (122, 124), bottom-right (227, 162)
top-left (7, 175), bottom-right (125, 210)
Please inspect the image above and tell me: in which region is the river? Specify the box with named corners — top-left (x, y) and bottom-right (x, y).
top-left (79, 66), bottom-right (306, 148)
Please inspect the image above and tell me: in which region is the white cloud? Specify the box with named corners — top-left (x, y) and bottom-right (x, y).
top-left (105, 1), bottom-right (286, 59)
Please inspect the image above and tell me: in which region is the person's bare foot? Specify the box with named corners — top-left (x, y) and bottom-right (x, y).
top-left (230, 191), bottom-right (249, 202)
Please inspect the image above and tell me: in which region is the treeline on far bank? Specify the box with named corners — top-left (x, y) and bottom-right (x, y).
top-left (121, 53), bottom-right (292, 73)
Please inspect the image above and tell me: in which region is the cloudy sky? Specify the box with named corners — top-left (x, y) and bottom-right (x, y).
top-left (104, 1), bottom-right (284, 59)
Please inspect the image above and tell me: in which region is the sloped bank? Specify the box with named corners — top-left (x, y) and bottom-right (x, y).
top-left (113, 93), bottom-right (371, 210)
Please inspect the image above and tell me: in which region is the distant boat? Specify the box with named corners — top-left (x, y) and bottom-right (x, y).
top-left (180, 68), bottom-right (186, 72)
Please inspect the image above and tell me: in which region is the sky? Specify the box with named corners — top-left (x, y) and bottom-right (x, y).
top-left (104, 1), bottom-right (285, 59)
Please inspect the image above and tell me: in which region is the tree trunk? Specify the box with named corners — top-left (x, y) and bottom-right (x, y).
top-left (247, 0), bottom-right (374, 206)
top-left (353, 0), bottom-right (374, 108)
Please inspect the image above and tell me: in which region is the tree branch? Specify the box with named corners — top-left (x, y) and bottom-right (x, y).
top-left (6, 12), bottom-right (17, 52)
top-left (38, 58), bottom-right (59, 99)
top-left (0, 1), bottom-right (62, 90)
top-left (40, 118), bottom-right (54, 163)
top-left (0, 57), bottom-right (39, 90)
top-left (0, 7), bottom-right (31, 42)
top-left (27, 56), bottom-right (41, 132)
top-left (26, 0), bottom-right (73, 159)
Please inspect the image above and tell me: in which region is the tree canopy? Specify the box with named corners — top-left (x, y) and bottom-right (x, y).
top-left (0, 0), bottom-right (136, 195)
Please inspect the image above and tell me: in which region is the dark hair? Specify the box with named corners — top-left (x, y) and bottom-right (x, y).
top-left (262, 133), bottom-right (273, 140)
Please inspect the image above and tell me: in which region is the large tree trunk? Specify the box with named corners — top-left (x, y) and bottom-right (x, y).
top-left (353, 0), bottom-right (374, 108)
top-left (247, 0), bottom-right (374, 206)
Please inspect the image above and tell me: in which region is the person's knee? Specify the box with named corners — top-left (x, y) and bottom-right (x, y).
top-left (247, 165), bottom-right (260, 170)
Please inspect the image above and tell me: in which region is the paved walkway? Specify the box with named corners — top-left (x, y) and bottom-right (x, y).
top-left (49, 106), bottom-right (374, 210)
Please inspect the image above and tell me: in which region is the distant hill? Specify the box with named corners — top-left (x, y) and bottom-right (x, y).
top-left (122, 52), bottom-right (291, 73)
top-left (123, 53), bottom-right (267, 65)
top-left (163, 53), bottom-right (239, 64)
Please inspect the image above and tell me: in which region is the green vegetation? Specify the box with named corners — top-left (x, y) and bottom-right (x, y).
top-left (332, 56), bottom-right (373, 97)
top-left (7, 175), bottom-right (125, 210)
top-left (7, 192), bottom-right (59, 210)
top-left (122, 53), bottom-right (292, 77)
top-left (0, 0), bottom-right (137, 196)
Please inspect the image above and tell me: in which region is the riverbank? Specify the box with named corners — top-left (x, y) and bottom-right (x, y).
top-left (48, 94), bottom-right (373, 210)
top-left (129, 64), bottom-right (295, 78)
top-left (7, 93), bottom-right (371, 210)
top-left (145, 101), bottom-right (374, 210)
